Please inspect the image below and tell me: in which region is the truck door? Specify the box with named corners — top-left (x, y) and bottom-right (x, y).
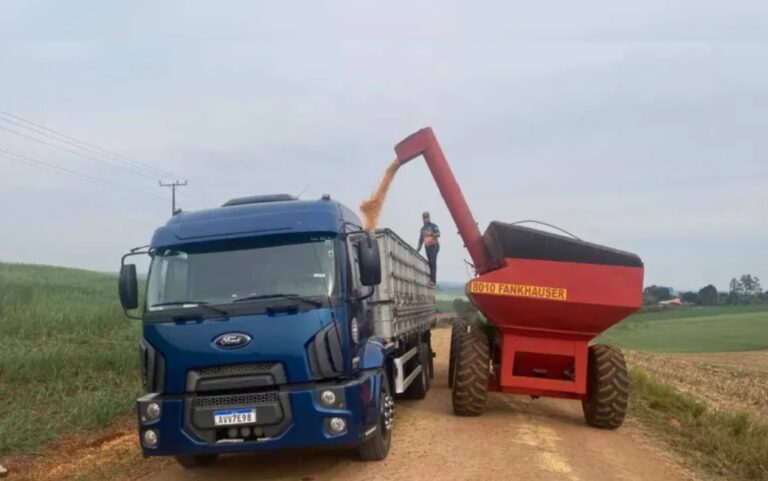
top-left (346, 235), bottom-right (374, 344)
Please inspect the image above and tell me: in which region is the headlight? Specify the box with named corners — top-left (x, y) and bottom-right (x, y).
top-left (320, 390), bottom-right (337, 407)
top-left (146, 402), bottom-right (161, 420)
top-left (143, 429), bottom-right (158, 448)
top-left (328, 417), bottom-right (347, 434)
top-left (350, 318), bottom-right (360, 344)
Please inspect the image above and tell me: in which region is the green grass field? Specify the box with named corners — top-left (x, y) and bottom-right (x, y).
top-left (600, 305), bottom-right (768, 353)
top-left (0, 262), bottom-right (142, 456)
top-left (435, 287), bottom-right (465, 313)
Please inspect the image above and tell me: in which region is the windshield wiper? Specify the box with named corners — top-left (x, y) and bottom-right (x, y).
top-left (150, 301), bottom-right (229, 317)
top-left (232, 293), bottom-right (323, 307)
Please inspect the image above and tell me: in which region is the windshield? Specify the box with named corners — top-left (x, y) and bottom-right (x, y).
top-left (146, 236), bottom-right (337, 311)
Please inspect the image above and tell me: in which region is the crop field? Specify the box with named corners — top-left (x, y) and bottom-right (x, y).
top-left (599, 305), bottom-right (768, 352)
top-left (627, 349), bottom-right (768, 421)
top-left (434, 286), bottom-right (465, 313)
top-left (599, 305), bottom-right (768, 479)
top-left (0, 262), bottom-right (142, 456)
top-left (601, 305), bottom-right (768, 478)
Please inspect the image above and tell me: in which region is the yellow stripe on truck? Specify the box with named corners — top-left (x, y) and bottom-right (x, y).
top-left (469, 281), bottom-right (568, 301)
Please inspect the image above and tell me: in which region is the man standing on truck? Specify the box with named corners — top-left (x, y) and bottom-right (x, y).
top-left (417, 211), bottom-right (440, 286)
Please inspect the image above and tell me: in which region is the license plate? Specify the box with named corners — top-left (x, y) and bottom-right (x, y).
top-left (213, 408), bottom-right (256, 426)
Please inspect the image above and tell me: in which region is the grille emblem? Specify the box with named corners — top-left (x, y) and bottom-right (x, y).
top-left (213, 332), bottom-right (252, 349)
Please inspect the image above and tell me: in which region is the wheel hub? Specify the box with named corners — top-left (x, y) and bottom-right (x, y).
top-left (383, 394), bottom-right (394, 431)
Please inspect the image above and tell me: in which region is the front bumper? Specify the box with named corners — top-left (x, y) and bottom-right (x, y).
top-left (136, 371), bottom-right (381, 457)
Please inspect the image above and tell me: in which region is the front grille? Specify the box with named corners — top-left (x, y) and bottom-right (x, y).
top-left (193, 392), bottom-right (280, 408)
top-left (186, 362), bottom-right (287, 392)
top-left (196, 363), bottom-right (275, 377)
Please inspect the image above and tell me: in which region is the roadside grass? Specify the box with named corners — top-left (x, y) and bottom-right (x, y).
top-left (631, 370), bottom-right (768, 480)
top-left (0, 262), bottom-right (142, 456)
top-left (600, 305), bottom-right (768, 352)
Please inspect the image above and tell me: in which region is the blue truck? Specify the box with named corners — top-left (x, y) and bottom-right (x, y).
top-left (118, 194), bottom-right (436, 467)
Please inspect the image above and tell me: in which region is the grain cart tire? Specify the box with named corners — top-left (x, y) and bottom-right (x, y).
top-left (452, 324), bottom-right (490, 416)
top-left (405, 343), bottom-right (430, 399)
top-left (448, 320), bottom-right (468, 388)
top-left (582, 344), bottom-right (629, 429)
top-left (359, 375), bottom-right (393, 461)
top-left (175, 454), bottom-right (218, 468)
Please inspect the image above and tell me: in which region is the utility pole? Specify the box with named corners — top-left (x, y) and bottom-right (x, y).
top-left (159, 180), bottom-right (187, 215)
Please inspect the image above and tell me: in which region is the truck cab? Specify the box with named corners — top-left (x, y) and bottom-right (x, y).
top-left (118, 194), bottom-right (433, 466)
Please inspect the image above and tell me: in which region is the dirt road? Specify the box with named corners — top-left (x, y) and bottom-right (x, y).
top-left (136, 329), bottom-right (695, 481)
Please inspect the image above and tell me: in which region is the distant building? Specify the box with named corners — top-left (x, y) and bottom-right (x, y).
top-left (659, 298), bottom-right (684, 306)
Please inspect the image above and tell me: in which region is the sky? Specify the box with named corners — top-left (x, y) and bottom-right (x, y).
top-left (0, 0), bottom-right (766, 291)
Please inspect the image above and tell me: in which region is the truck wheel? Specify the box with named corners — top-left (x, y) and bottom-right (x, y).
top-left (582, 344), bottom-right (629, 429)
top-left (359, 375), bottom-right (393, 461)
top-left (427, 337), bottom-right (435, 380)
top-left (175, 454), bottom-right (218, 468)
top-left (452, 324), bottom-right (489, 416)
top-left (405, 343), bottom-right (430, 399)
top-left (448, 320), bottom-right (468, 388)
top-left (420, 341), bottom-right (432, 390)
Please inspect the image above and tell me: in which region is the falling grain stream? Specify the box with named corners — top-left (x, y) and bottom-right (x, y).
top-left (359, 158), bottom-right (400, 230)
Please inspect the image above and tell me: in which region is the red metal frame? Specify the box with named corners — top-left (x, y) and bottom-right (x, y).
top-left (394, 127), bottom-right (644, 400)
top-left (497, 334), bottom-right (588, 399)
top-left (395, 128), bottom-right (494, 274)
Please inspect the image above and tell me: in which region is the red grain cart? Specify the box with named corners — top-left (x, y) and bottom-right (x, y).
top-left (395, 128), bottom-right (644, 428)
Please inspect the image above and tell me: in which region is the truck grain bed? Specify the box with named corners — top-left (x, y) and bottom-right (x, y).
top-left (370, 228), bottom-right (436, 339)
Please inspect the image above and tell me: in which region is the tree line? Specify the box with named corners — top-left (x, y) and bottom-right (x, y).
top-left (643, 274), bottom-right (766, 306)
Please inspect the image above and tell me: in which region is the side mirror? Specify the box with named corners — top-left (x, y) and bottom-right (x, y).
top-left (119, 264), bottom-right (139, 310)
top-left (357, 237), bottom-right (382, 286)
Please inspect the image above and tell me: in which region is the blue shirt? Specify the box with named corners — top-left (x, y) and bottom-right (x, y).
top-left (417, 222), bottom-right (440, 251)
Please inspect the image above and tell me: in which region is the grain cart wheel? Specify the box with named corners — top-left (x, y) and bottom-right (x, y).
top-left (452, 324), bottom-right (490, 416)
top-left (448, 320), bottom-right (468, 388)
top-left (405, 343), bottom-right (430, 399)
top-left (175, 454), bottom-right (219, 468)
top-left (582, 344), bottom-right (629, 429)
top-left (359, 374), bottom-right (393, 460)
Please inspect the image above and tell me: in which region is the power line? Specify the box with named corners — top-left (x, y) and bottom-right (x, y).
top-left (0, 110), bottom-right (176, 179)
top-left (0, 124), bottom-right (159, 181)
top-left (0, 110), bottom-right (219, 204)
top-left (0, 147), bottom-right (167, 202)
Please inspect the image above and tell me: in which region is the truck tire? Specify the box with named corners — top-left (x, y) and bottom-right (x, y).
top-left (448, 320), bottom-right (468, 388)
top-left (405, 343), bottom-right (429, 399)
top-left (452, 324), bottom-right (489, 416)
top-left (427, 337), bottom-right (435, 380)
top-left (359, 374), bottom-right (393, 461)
top-left (420, 341), bottom-right (432, 390)
top-left (582, 344), bottom-right (629, 429)
top-left (175, 454), bottom-right (218, 468)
